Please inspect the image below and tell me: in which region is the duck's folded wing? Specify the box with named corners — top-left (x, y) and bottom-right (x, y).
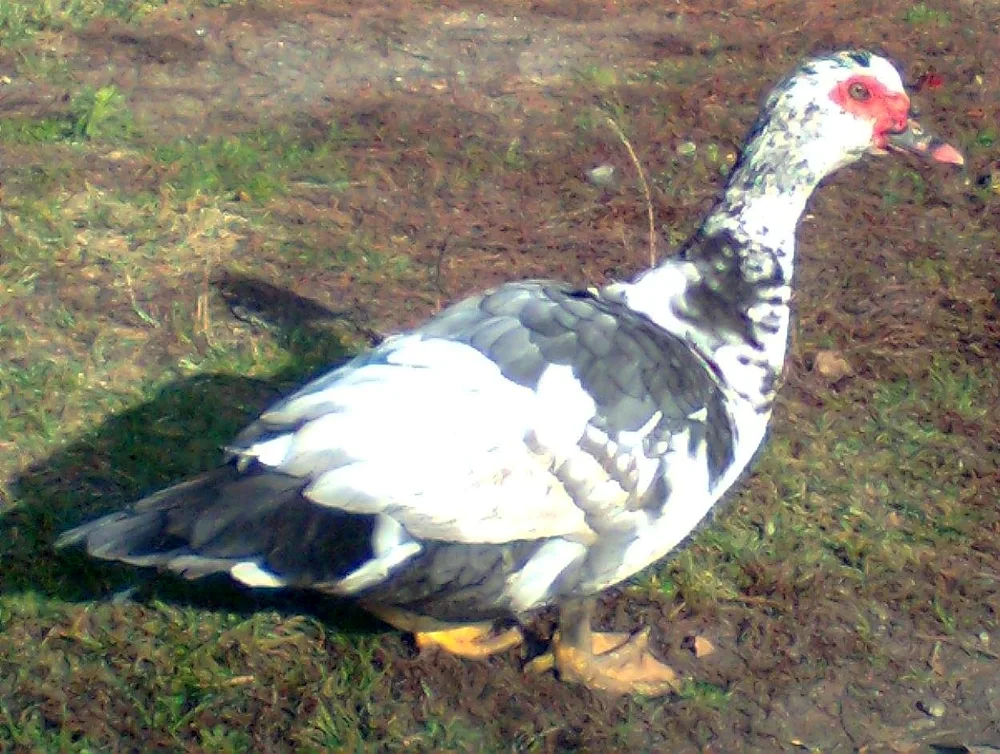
top-left (235, 281), bottom-right (734, 538)
top-left (59, 282), bottom-right (735, 600)
top-left (235, 331), bottom-right (602, 545)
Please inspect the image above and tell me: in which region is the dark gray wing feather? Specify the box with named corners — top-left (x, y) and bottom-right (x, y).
top-left (420, 281), bottom-right (735, 484)
top-left (57, 464), bottom-right (378, 585)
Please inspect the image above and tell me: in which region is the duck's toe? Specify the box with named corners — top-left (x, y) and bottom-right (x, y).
top-left (552, 625), bottom-right (679, 696)
top-left (527, 598), bottom-right (679, 696)
top-left (415, 623), bottom-right (524, 659)
top-left (366, 604), bottom-right (524, 659)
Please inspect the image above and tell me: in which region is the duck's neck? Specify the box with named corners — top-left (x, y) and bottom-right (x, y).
top-left (694, 113), bottom-right (832, 278)
top-left (623, 130), bottom-right (835, 410)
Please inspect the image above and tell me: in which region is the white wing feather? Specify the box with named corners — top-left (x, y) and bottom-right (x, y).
top-left (237, 335), bottom-right (599, 544)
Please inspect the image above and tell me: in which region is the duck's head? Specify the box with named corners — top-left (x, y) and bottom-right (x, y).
top-left (735, 50), bottom-right (963, 191)
top-left (699, 50), bottom-right (963, 278)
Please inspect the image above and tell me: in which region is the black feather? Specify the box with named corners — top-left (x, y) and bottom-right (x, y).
top-left (57, 463), bottom-right (378, 585)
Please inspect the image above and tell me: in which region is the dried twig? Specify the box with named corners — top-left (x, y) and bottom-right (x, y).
top-left (605, 115), bottom-right (657, 268)
top-left (124, 272), bottom-right (161, 328)
top-left (915, 632), bottom-right (1000, 660)
top-left (434, 230), bottom-right (453, 297)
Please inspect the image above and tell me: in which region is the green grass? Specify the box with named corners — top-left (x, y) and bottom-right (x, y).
top-left (576, 64), bottom-right (620, 90)
top-left (0, 0), bottom-right (165, 43)
top-left (903, 2), bottom-right (951, 25)
top-left (0, 14), bottom-right (430, 743)
top-left (0, 0), bottom-right (246, 45)
top-left (0, 86), bottom-right (136, 145)
top-left (677, 679), bottom-right (731, 711)
top-left (152, 127), bottom-right (352, 202)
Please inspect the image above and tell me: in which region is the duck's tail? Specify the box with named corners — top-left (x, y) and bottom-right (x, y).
top-left (56, 463), bottom-right (378, 589)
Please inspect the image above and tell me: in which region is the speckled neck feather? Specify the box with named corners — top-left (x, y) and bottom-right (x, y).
top-left (636, 56), bottom-right (883, 411)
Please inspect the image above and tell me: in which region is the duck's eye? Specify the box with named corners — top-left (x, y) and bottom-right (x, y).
top-left (848, 82), bottom-right (871, 101)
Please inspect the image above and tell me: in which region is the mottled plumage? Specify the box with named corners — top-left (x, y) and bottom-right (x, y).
top-left (59, 50), bottom-right (961, 695)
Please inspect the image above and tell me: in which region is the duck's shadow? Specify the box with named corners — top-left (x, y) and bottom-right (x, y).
top-left (3, 273), bottom-right (384, 637)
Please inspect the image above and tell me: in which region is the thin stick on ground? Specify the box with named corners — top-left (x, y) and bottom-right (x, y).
top-left (915, 632), bottom-right (1000, 660)
top-left (605, 115), bottom-right (657, 269)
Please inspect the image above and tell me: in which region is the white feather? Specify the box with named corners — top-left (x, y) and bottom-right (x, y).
top-left (504, 538), bottom-right (587, 612)
top-left (230, 561), bottom-right (286, 588)
top-left (335, 540), bottom-right (422, 595)
top-left (531, 364), bottom-right (596, 451)
top-left (243, 434), bottom-right (294, 467)
top-left (256, 337), bottom-right (599, 544)
top-left (585, 391), bottom-right (770, 591)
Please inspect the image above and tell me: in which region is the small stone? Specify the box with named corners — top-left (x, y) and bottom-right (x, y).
top-left (692, 635), bottom-right (716, 658)
top-left (813, 350), bottom-right (853, 381)
top-left (917, 699), bottom-right (945, 718)
top-left (586, 164), bottom-right (616, 186)
top-left (908, 718), bottom-right (937, 733)
top-left (979, 630), bottom-right (990, 646)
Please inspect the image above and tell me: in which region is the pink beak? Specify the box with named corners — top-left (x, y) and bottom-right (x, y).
top-left (885, 119), bottom-right (964, 165)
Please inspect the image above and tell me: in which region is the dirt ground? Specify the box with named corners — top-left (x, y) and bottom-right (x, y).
top-left (2, 0), bottom-right (999, 752)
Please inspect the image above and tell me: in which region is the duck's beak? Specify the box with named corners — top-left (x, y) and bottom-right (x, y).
top-left (885, 119), bottom-right (964, 165)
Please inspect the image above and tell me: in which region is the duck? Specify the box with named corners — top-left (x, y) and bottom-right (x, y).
top-left (58, 50), bottom-right (962, 696)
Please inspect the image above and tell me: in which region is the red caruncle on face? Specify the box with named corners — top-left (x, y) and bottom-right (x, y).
top-left (830, 74), bottom-right (910, 147)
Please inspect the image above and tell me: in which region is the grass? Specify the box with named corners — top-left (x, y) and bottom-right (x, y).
top-left (663, 353), bottom-right (995, 586)
top-left (0, 0), bottom-right (225, 44)
top-left (0, 86), bottom-right (136, 147)
top-left (903, 2), bottom-right (951, 25)
top-left (152, 127), bottom-right (352, 202)
top-left (1, 0), bottom-right (999, 750)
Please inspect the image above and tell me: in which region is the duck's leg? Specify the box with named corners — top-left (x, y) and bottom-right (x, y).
top-left (528, 597), bottom-right (680, 696)
top-left (364, 604), bottom-right (523, 659)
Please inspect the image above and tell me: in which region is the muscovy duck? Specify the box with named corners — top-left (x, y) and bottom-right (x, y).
top-left (59, 50), bottom-right (962, 696)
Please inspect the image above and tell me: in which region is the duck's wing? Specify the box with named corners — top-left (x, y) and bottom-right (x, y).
top-left (59, 281), bottom-right (735, 606)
